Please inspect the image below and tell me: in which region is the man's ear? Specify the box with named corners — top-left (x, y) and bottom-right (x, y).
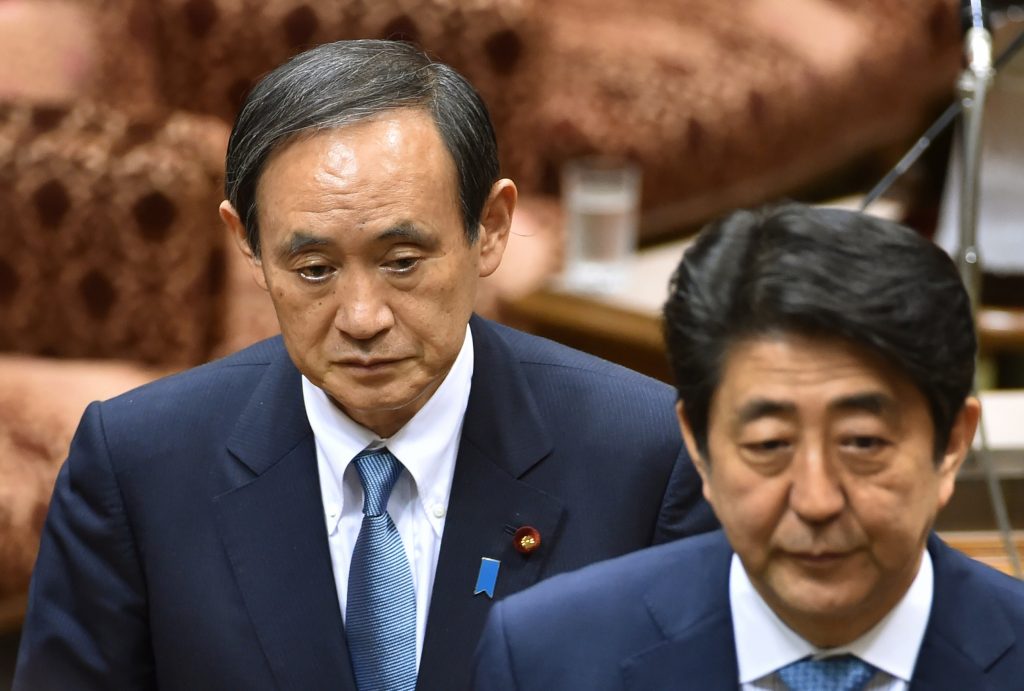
top-left (219, 200), bottom-right (268, 291)
top-left (476, 178), bottom-right (516, 278)
top-left (676, 400), bottom-right (714, 505)
top-left (936, 396), bottom-right (981, 509)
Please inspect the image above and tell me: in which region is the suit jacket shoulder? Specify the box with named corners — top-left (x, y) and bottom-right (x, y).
top-left (484, 318), bottom-right (676, 399)
top-left (98, 337), bottom-right (286, 440)
top-left (913, 535), bottom-right (1024, 689)
top-left (92, 336), bottom-right (303, 481)
top-left (473, 531), bottom-right (735, 691)
top-left (468, 317), bottom-right (684, 472)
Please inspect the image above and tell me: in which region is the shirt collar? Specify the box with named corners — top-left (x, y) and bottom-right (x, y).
top-left (301, 325), bottom-right (474, 535)
top-left (731, 548), bottom-right (934, 684)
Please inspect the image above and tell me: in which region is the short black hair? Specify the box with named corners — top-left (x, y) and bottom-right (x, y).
top-left (663, 202), bottom-right (976, 461)
top-left (224, 39), bottom-right (500, 256)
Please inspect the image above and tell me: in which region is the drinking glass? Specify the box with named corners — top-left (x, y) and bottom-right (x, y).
top-left (561, 157), bottom-right (641, 295)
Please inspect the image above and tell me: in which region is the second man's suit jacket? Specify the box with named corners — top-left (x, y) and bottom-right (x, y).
top-left (474, 530), bottom-right (1024, 690)
top-left (15, 316), bottom-right (716, 691)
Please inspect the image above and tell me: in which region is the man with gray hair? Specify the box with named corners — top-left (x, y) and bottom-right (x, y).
top-left (15, 40), bottom-right (714, 690)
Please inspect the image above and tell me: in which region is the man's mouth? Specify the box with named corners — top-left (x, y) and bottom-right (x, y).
top-left (786, 550), bottom-right (854, 567)
top-left (334, 355), bottom-right (410, 372)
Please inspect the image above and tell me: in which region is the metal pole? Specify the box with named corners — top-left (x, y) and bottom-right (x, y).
top-left (955, 7), bottom-right (1022, 577)
top-left (860, 25), bottom-right (1024, 214)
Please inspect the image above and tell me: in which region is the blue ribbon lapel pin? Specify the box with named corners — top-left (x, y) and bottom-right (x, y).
top-left (474, 557), bottom-right (501, 598)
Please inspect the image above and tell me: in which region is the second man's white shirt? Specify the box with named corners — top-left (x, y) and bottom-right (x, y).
top-left (302, 326), bottom-right (474, 670)
top-left (732, 548), bottom-right (934, 691)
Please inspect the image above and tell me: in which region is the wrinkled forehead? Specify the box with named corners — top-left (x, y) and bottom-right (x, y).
top-left (712, 332), bottom-right (919, 411)
top-left (259, 107), bottom-right (449, 180)
top-left (255, 114), bottom-right (461, 218)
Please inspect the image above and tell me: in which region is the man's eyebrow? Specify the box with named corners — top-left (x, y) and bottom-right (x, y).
top-left (377, 222), bottom-right (438, 247)
top-left (829, 392), bottom-right (900, 418)
top-left (735, 399), bottom-right (796, 425)
top-left (274, 223), bottom-right (439, 260)
top-left (734, 393), bottom-right (900, 426)
top-left (276, 232), bottom-right (333, 260)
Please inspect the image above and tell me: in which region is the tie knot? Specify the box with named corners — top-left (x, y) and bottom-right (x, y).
top-left (778, 654), bottom-right (877, 691)
top-left (353, 448), bottom-right (403, 517)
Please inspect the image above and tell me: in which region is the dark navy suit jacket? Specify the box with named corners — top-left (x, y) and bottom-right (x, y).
top-left (15, 317), bottom-right (715, 691)
top-left (473, 530), bottom-right (1024, 690)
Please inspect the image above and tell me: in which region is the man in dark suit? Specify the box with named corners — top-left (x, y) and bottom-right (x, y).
top-left (474, 203), bottom-right (1024, 690)
top-left (14, 40), bottom-right (714, 691)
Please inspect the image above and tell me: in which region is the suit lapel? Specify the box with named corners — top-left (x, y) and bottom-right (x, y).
top-left (623, 533), bottom-right (737, 689)
top-left (416, 318), bottom-right (562, 690)
top-left (622, 619), bottom-right (737, 690)
top-left (214, 347), bottom-right (356, 691)
top-left (910, 535), bottom-right (1015, 690)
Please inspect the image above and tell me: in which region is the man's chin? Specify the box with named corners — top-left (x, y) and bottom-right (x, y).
top-left (324, 380), bottom-right (442, 435)
top-left (766, 574), bottom-right (872, 624)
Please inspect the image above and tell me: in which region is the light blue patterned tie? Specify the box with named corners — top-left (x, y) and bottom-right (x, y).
top-left (346, 448), bottom-right (417, 691)
top-left (778, 654), bottom-right (877, 691)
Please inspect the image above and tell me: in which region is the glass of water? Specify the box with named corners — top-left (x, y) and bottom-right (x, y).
top-left (561, 156), bottom-right (641, 295)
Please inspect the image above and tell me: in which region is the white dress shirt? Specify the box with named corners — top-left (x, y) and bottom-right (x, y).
top-left (731, 549), bottom-right (934, 691)
top-left (302, 326), bottom-right (474, 669)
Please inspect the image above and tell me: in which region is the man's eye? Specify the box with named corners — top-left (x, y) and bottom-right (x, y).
top-left (384, 257), bottom-right (421, 274)
top-left (841, 436), bottom-right (890, 452)
top-left (738, 438), bottom-right (793, 473)
top-left (742, 439), bottom-right (792, 454)
top-left (297, 265), bottom-right (335, 282)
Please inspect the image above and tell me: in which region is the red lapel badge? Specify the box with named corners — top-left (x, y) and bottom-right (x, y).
top-left (513, 525), bottom-right (541, 554)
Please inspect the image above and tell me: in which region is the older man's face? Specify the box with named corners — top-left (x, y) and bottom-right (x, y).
top-left (682, 333), bottom-right (978, 646)
top-left (222, 109), bottom-right (513, 437)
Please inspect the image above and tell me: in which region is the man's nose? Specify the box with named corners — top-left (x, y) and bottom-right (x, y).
top-left (333, 270), bottom-right (394, 341)
top-left (788, 444), bottom-right (846, 524)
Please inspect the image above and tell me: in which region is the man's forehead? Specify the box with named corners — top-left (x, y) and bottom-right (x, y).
top-left (715, 334), bottom-right (913, 413)
top-left (253, 108), bottom-right (456, 209)
top-left (260, 107), bottom-right (442, 170)
top-left (723, 332), bottom-right (897, 375)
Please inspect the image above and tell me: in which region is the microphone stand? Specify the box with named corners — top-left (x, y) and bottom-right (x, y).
top-left (956, 0), bottom-right (994, 302)
top-left (956, 3), bottom-right (1022, 579)
top-left (863, 4), bottom-right (1024, 577)
top-left (860, 20), bottom-right (1024, 209)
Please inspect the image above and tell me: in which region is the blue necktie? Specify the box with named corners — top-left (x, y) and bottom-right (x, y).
top-left (778, 654), bottom-right (877, 691)
top-left (346, 448), bottom-right (417, 691)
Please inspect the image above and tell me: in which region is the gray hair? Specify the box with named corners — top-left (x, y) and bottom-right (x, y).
top-left (224, 39), bottom-right (500, 256)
